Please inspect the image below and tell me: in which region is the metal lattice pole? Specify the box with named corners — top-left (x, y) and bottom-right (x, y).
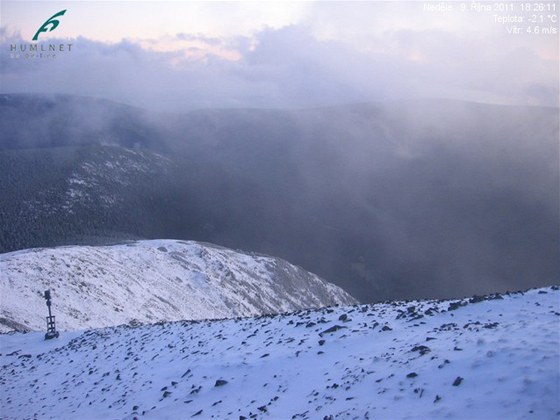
top-left (44, 290), bottom-right (59, 340)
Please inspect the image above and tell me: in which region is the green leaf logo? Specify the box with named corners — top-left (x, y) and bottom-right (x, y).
top-left (32, 10), bottom-right (67, 41)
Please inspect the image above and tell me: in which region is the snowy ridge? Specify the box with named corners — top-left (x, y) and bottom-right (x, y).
top-left (0, 240), bottom-right (356, 332)
top-left (1, 286), bottom-right (558, 419)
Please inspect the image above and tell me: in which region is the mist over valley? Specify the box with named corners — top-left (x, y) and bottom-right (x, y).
top-left (1, 94), bottom-right (557, 302)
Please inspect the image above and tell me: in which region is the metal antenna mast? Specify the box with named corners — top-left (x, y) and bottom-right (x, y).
top-left (44, 289), bottom-right (60, 340)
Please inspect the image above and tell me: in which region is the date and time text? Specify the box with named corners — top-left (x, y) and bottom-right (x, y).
top-left (423, 2), bottom-right (558, 35)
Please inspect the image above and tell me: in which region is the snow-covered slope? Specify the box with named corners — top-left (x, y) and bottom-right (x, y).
top-left (0, 240), bottom-right (356, 332)
top-left (1, 286), bottom-right (558, 419)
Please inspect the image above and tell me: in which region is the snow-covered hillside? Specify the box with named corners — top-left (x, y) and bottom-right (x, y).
top-left (1, 286), bottom-right (558, 419)
top-left (0, 240), bottom-right (356, 332)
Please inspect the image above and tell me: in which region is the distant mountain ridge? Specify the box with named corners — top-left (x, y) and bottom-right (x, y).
top-left (0, 240), bottom-right (357, 332)
top-left (0, 94), bottom-right (168, 152)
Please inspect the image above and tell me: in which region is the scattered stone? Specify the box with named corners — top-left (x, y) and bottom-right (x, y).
top-left (320, 325), bottom-right (347, 336)
top-left (452, 376), bottom-right (463, 386)
top-left (448, 301), bottom-right (467, 311)
top-left (215, 379), bottom-right (228, 387)
top-left (406, 372), bottom-right (418, 378)
top-left (438, 359), bottom-right (451, 369)
top-left (411, 345), bottom-right (431, 356)
top-left (438, 323), bottom-right (458, 331)
top-left (469, 295), bottom-right (484, 304)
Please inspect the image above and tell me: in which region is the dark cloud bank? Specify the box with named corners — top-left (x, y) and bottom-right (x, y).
top-left (1, 25), bottom-right (558, 111)
top-left (0, 94), bottom-right (558, 303)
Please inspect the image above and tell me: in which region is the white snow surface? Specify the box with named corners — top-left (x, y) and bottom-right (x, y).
top-left (0, 240), bottom-right (356, 332)
top-left (1, 286), bottom-right (558, 420)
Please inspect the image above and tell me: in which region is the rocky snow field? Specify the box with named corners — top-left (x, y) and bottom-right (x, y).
top-left (1, 286), bottom-right (558, 419)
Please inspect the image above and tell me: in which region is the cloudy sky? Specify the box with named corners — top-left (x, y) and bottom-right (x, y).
top-left (1, 1), bottom-right (558, 111)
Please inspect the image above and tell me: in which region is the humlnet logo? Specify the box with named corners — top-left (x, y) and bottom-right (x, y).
top-left (33, 10), bottom-right (67, 41)
top-left (10, 9), bottom-right (73, 59)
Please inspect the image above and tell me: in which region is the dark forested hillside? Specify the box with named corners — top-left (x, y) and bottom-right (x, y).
top-left (1, 94), bottom-right (558, 302)
top-left (0, 146), bottom-right (178, 249)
